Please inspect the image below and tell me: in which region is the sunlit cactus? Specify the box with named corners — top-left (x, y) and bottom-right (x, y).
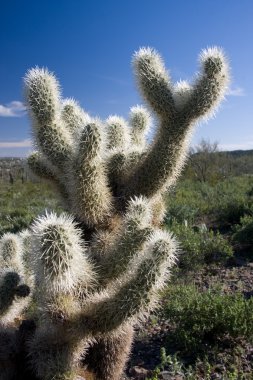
top-left (31, 212), bottom-right (94, 294)
top-left (129, 105), bottom-right (151, 149)
top-left (0, 46), bottom-right (230, 380)
top-left (106, 115), bottom-right (130, 150)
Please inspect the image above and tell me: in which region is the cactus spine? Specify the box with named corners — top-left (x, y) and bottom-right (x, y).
top-left (0, 46), bottom-right (229, 380)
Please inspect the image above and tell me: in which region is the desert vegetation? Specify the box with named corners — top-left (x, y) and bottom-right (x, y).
top-left (0, 45), bottom-right (252, 380)
top-left (1, 155), bottom-right (253, 379)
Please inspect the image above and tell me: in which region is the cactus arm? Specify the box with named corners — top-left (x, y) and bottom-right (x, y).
top-left (27, 152), bottom-right (57, 181)
top-left (69, 122), bottom-right (112, 226)
top-left (124, 47), bottom-right (230, 198)
top-left (75, 230), bottom-right (177, 335)
top-left (31, 212), bottom-right (96, 295)
top-left (24, 68), bottom-right (73, 168)
top-left (106, 106), bottom-right (150, 195)
top-left (27, 152), bottom-right (69, 201)
top-left (182, 47), bottom-right (230, 121)
top-left (132, 47), bottom-right (176, 119)
top-left (61, 98), bottom-right (91, 136)
top-left (106, 150), bottom-right (127, 195)
top-left (93, 196), bottom-right (153, 286)
top-left (129, 105), bottom-right (151, 149)
top-left (28, 212), bottom-right (96, 380)
top-left (106, 116), bottom-right (130, 150)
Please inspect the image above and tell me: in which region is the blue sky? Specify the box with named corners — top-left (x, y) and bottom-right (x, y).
top-left (0, 0), bottom-right (252, 157)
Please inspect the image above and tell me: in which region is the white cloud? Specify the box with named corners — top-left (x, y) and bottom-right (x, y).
top-left (0, 139), bottom-right (32, 148)
top-left (220, 141), bottom-right (253, 151)
top-left (0, 101), bottom-right (26, 117)
top-left (226, 86), bottom-right (246, 97)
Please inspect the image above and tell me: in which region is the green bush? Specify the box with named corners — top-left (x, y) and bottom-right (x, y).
top-left (163, 285), bottom-right (253, 351)
top-left (232, 215), bottom-right (253, 246)
top-left (168, 222), bottom-right (233, 269)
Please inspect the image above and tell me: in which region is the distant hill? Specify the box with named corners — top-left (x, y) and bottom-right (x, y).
top-left (220, 149), bottom-right (253, 158)
top-left (1, 150), bottom-right (252, 183)
top-left (1, 150), bottom-right (253, 162)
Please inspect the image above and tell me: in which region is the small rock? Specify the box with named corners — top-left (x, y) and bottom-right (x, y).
top-left (158, 371), bottom-right (173, 380)
top-left (129, 366), bottom-right (149, 379)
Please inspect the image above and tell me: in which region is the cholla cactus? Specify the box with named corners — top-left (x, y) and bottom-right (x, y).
top-left (0, 46), bottom-right (230, 380)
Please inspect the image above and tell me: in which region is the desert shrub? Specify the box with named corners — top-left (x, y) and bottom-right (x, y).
top-left (165, 180), bottom-right (213, 224)
top-left (168, 222), bottom-right (233, 269)
top-left (206, 178), bottom-right (253, 226)
top-left (215, 197), bottom-right (253, 226)
top-left (163, 285), bottom-right (253, 351)
top-left (165, 176), bottom-right (253, 228)
top-left (232, 215), bottom-right (253, 246)
top-left (147, 347), bottom-right (248, 380)
top-left (164, 204), bottom-right (199, 226)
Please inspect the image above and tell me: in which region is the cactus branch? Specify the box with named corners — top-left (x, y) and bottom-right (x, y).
top-left (96, 196), bottom-right (153, 285)
top-left (124, 47), bottom-right (230, 198)
top-left (75, 230), bottom-right (177, 335)
top-left (69, 121), bottom-right (112, 226)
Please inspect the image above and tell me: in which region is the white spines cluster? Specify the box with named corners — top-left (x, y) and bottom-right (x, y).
top-left (173, 80), bottom-right (192, 110)
top-left (61, 98), bottom-right (91, 139)
top-left (69, 120), bottom-right (112, 226)
top-left (25, 68), bottom-right (73, 168)
top-left (25, 67), bottom-right (60, 123)
top-left (31, 212), bottom-right (94, 294)
top-left (132, 47), bottom-right (175, 119)
top-left (106, 116), bottom-right (130, 150)
top-left (188, 46), bottom-right (230, 120)
top-left (129, 105), bottom-right (151, 149)
top-left (95, 196), bottom-right (153, 285)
